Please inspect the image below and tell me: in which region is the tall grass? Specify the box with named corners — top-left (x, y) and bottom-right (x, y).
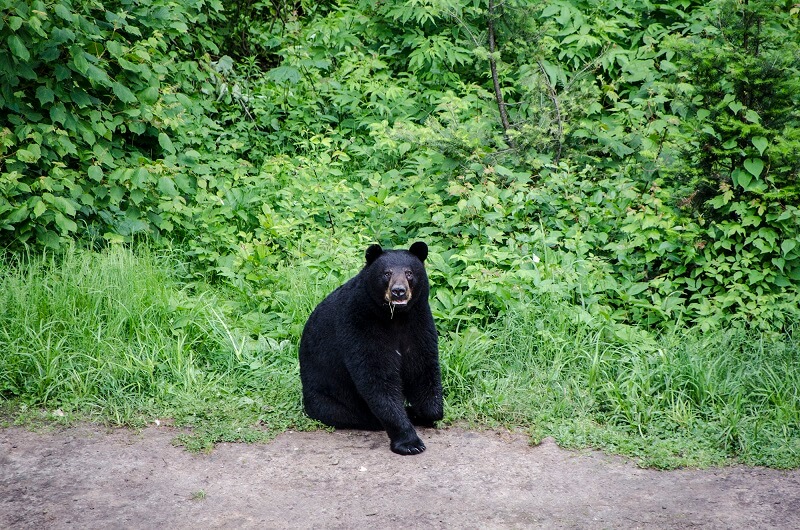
top-left (2, 245), bottom-right (798, 466)
top-left (0, 246), bottom-right (315, 449)
top-left (440, 294), bottom-right (800, 468)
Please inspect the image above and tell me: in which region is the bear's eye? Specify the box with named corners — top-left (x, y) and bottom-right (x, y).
top-left (405, 270), bottom-right (413, 280)
top-left (383, 271), bottom-right (392, 280)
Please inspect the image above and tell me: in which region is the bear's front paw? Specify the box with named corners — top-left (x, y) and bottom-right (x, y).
top-left (390, 435), bottom-right (426, 456)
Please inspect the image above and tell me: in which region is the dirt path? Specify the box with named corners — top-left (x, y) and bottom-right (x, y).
top-left (1, 425), bottom-right (798, 529)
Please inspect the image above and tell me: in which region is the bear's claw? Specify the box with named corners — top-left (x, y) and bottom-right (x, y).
top-left (391, 438), bottom-right (426, 455)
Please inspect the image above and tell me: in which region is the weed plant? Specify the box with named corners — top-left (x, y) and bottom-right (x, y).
top-left (0, 245), bottom-right (316, 450)
top-left (1, 245), bottom-right (798, 467)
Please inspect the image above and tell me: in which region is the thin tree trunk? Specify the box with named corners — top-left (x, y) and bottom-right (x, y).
top-left (487, 0), bottom-right (514, 148)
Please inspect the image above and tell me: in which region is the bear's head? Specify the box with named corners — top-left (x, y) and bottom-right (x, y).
top-left (363, 242), bottom-right (429, 316)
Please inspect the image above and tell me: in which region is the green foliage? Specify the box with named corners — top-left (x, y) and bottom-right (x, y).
top-left (0, 245), bottom-right (316, 446)
top-left (3, 245), bottom-right (797, 466)
top-left (2, 0), bottom-right (799, 464)
top-left (0, 0), bottom-right (227, 248)
top-left (660, 0), bottom-right (800, 327)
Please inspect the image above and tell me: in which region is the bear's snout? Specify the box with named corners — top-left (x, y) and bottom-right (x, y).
top-left (385, 275), bottom-right (412, 305)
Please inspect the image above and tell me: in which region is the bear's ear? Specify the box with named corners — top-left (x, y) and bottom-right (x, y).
top-left (365, 244), bottom-right (383, 265)
top-left (409, 241), bottom-right (428, 262)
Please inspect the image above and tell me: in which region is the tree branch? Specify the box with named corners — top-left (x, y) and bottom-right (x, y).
top-left (487, 0), bottom-right (514, 148)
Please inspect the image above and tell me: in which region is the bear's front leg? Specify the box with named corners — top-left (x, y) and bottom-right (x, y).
top-left (366, 387), bottom-right (425, 455)
top-left (403, 347), bottom-right (444, 428)
top-left (388, 428), bottom-right (426, 455)
top-left (347, 358), bottom-right (425, 455)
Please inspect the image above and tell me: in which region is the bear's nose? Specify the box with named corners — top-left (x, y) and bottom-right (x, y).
top-left (391, 286), bottom-right (407, 299)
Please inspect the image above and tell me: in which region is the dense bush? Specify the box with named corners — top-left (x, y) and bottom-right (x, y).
top-left (2, 0), bottom-right (799, 465)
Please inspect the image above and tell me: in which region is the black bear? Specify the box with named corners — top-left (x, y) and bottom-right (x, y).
top-left (299, 241), bottom-right (443, 455)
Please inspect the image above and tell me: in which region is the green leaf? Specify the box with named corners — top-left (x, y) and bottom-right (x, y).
top-left (54, 212), bottom-right (78, 233)
top-left (36, 86), bottom-right (55, 105)
top-left (743, 158), bottom-right (764, 178)
top-left (109, 186), bottom-right (125, 203)
top-left (626, 283), bottom-right (649, 296)
top-left (16, 145), bottom-right (41, 163)
top-left (132, 167), bottom-right (150, 187)
top-left (731, 169), bottom-right (752, 191)
top-left (485, 226), bottom-right (504, 241)
top-left (54, 4), bottom-right (75, 21)
top-left (782, 239), bottom-right (797, 256)
top-left (266, 65), bottom-right (301, 84)
top-left (158, 177), bottom-right (178, 197)
top-left (744, 109), bottom-right (760, 123)
top-left (54, 196), bottom-right (77, 216)
top-left (33, 199), bottom-right (47, 218)
top-left (112, 82), bottom-right (137, 104)
top-left (85, 65), bottom-right (111, 86)
top-left (70, 46), bottom-right (90, 74)
top-left (50, 105), bottom-right (68, 125)
top-left (106, 41), bottom-right (124, 58)
top-left (751, 137), bottom-right (768, 156)
top-left (140, 86), bottom-right (159, 104)
top-left (158, 133), bottom-right (175, 154)
top-left (8, 35), bottom-right (30, 61)
top-left (88, 166), bottom-right (103, 181)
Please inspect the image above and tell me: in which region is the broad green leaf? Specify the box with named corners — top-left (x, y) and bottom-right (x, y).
top-left (8, 35), bottom-right (30, 61)
top-left (109, 186), bottom-right (125, 203)
top-left (728, 101), bottom-right (744, 114)
top-left (56, 65), bottom-right (71, 81)
top-left (751, 137), bottom-right (768, 156)
top-left (88, 166), bottom-right (103, 181)
top-left (33, 199), bottom-right (47, 218)
top-left (118, 57), bottom-right (140, 72)
top-left (16, 145), bottom-right (40, 163)
top-left (54, 4), bottom-right (75, 21)
top-left (70, 46), bottom-right (90, 74)
top-left (731, 169), bottom-right (752, 191)
top-left (36, 86), bottom-right (55, 105)
top-left (494, 165), bottom-right (513, 177)
top-left (52, 28), bottom-right (76, 45)
top-left (106, 41), bottom-right (124, 57)
top-left (70, 88), bottom-right (92, 107)
top-left (782, 239), bottom-right (797, 256)
top-left (132, 167), bottom-right (150, 187)
top-left (266, 65), bottom-right (301, 84)
top-left (485, 226), bottom-right (504, 241)
top-left (50, 105), bottom-right (67, 125)
top-left (743, 158), bottom-right (764, 178)
top-left (158, 133), bottom-right (175, 154)
top-left (112, 82), bottom-right (137, 104)
top-left (85, 64), bottom-right (111, 86)
top-left (744, 109), bottom-right (760, 123)
top-left (139, 86), bottom-right (159, 103)
top-left (54, 197), bottom-right (77, 216)
top-left (626, 283), bottom-right (649, 296)
top-left (54, 212), bottom-right (77, 233)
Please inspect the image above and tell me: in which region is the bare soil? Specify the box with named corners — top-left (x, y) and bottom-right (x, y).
top-left (1, 425), bottom-right (799, 529)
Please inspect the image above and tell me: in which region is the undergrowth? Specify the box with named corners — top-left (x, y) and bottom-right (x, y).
top-left (2, 245), bottom-right (797, 467)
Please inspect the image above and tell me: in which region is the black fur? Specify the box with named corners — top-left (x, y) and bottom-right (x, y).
top-left (299, 242), bottom-right (443, 455)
